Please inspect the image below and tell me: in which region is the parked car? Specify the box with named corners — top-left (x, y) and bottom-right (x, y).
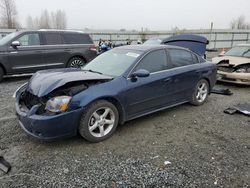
top-left (14, 45), bottom-right (217, 142)
top-left (0, 30), bottom-right (97, 82)
top-left (144, 34), bottom-right (209, 58)
top-left (212, 44), bottom-right (250, 85)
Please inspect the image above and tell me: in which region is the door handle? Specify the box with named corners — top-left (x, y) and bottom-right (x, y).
top-left (34, 50), bottom-right (42, 53)
top-left (164, 78), bottom-right (172, 82)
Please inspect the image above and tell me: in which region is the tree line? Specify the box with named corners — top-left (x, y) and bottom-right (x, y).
top-left (0, 0), bottom-right (67, 29)
top-left (0, 0), bottom-right (249, 30)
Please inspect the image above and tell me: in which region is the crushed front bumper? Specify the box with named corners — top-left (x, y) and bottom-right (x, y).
top-left (15, 93), bottom-right (82, 141)
top-left (217, 71), bottom-right (250, 85)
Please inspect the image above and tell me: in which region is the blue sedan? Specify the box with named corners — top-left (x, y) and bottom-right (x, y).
top-left (15, 45), bottom-right (217, 142)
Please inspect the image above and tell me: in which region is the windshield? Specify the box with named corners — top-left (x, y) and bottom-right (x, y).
top-left (143, 38), bottom-right (162, 45)
top-left (0, 32), bottom-right (19, 46)
top-left (82, 49), bottom-right (142, 77)
top-left (225, 46), bottom-right (250, 57)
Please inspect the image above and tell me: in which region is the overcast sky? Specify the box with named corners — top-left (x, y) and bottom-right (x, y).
top-left (16, 0), bottom-right (250, 30)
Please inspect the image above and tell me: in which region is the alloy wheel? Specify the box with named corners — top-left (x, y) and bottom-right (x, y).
top-left (88, 107), bottom-right (115, 138)
top-left (70, 59), bottom-right (84, 68)
top-left (196, 82), bottom-right (208, 103)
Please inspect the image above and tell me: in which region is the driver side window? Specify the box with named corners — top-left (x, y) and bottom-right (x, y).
top-left (16, 33), bottom-right (40, 46)
top-left (135, 49), bottom-right (168, 73)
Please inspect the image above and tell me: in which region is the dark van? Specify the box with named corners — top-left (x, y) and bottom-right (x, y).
top-left (0, 30), bottom-right (97, 82)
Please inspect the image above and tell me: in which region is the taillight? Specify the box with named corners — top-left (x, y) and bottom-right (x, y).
top-left (90, 45), bottom-right (97, 52)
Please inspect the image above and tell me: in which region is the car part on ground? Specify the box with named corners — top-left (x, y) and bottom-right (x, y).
top-left (14, 45), bottom-right (216, 142)
top-left (211, 87), bottom-right (233, 95)
top-left (0, 156), bottom-right (11, 173)
top-left (212, 44), bottom-right (250, 85)
top-left (224, 103), bottom-right (250, 116)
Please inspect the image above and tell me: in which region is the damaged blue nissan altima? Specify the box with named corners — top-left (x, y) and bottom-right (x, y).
top-left (14, 45), bottom-right (217, 142)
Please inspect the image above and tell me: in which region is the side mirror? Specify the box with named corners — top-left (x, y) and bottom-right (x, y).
top-left (11, 41), bottom-right (20, 48)
top-left (131, 69), bottom-right (150, 79)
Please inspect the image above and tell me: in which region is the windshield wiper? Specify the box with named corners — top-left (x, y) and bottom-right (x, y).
top-left (82, 69), bottom-right (103, 75)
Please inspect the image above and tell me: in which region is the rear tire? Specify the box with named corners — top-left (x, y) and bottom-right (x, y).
top-left (67, 57), bottom-right (85, 68)
top-left (190, 79), bottom-right (209, 106)
top-left (79, 100), bottom-right (119, 143)
top-left (0, 67), bottom-right (4, 82)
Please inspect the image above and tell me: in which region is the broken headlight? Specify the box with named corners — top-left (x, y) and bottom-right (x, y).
top-left (45, 96), bottom-right (72, 113)
top-left (235, 65), bottom-right (250, 73)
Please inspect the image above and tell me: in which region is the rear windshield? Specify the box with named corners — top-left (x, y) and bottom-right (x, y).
top-left (143, 38), bottom-right (162, 45)
top-left (62, 33), bottom-right (93, 44)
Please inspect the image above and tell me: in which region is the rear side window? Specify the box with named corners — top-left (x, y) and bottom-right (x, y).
top-left (135, 49), bottom-right (167, 73)
top-left (62, 33), bottom-right (93, 44)
top-left (44, 33), bottom-right (63, 45)
top-left (168, 49), bottom-right (195, 68)
top-left (16, 33), bottom-right (40, 46)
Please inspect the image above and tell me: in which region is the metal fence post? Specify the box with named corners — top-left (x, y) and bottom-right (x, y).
top-left (214, 32), bottom-right (217, 49)
top-left (231, 33), bottom-right (234, 47)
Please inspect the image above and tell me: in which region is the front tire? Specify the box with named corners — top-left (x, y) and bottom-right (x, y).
top-left (0, 67), bottom-right (4, 82)
top-left (79, 100), bottom-right (119, 142)
top-left (190, 79), bottom-right (209, 106)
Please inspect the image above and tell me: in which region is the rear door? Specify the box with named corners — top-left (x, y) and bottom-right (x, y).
top-left (167, 48), bottom-right (201, 102)
top-left (42, 32), bottom-right (70, 69)
top-left (62, 33), bottom-right (97, 62)
top-left (8, 32), bottom-right (45, 73)
top-left (125, 49), bottom-right (175, 118)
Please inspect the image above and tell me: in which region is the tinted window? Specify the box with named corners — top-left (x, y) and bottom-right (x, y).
top-left (135, 50), bottom-right (167, 73)
top-left (168, 49), bottom-right (194, 68)
top-left (192, 53), bottom-right (199, 64)
top-left (62, 33), bottom-right (92, 44)
top-left (16, 33), bottom-right (40, 46)
top-left (44, 33), bottom-right (63, 45)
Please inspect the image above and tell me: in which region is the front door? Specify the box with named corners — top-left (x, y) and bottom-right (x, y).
top-left (125, 49), bottom-right (174, 118)
top-left (8, 32), bottom-right (45, 74)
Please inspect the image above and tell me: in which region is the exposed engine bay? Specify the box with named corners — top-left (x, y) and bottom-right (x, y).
top-left (19, 79), bottom-right (110, 115)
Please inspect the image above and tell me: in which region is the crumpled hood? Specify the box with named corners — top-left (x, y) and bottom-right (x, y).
top-left (27, 68), bottom-right (113, 97)
top-left (212, 56), bottom-right (250, 66)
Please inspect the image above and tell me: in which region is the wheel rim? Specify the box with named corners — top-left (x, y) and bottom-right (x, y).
top-left (70, 59), bottom-right (84, 68)
top-left (88, 107), bottom-right (115, 138)
top-left (196, 82), bottom-right (208, 103)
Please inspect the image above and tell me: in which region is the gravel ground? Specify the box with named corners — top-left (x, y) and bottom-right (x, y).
top-left (0, 74), bottom-right (250, 187)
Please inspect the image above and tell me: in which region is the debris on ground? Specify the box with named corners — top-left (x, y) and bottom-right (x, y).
top-left (0, 156), bottom-right (11, 173)
top-left (164, 161), bottom-right (171, 165)
top-left (224, 103), bottom-right (250, 116)
top-left (211, 87), bottom-right (233, 95)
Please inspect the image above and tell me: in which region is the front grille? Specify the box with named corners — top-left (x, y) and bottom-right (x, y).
top-left (21, 91), bottom-right (42, 109)
top-left (222, 77), bottom-right (236, 81)
top-left (217, 66), bottom-right (234, 73)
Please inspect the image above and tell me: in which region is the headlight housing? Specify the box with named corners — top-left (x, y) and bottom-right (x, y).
top-left (235, 65), bottom-right (250, 73)
top-left (45, 96), bottom-right (72, 113)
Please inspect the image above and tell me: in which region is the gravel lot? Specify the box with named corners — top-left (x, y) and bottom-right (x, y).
top-left (0, 71), bottom-right (249, 187)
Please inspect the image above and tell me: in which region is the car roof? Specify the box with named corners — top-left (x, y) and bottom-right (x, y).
top-left (16, 29), bottom-right (87, 34)
top-left (115, 44), bottom-right (188, 52)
